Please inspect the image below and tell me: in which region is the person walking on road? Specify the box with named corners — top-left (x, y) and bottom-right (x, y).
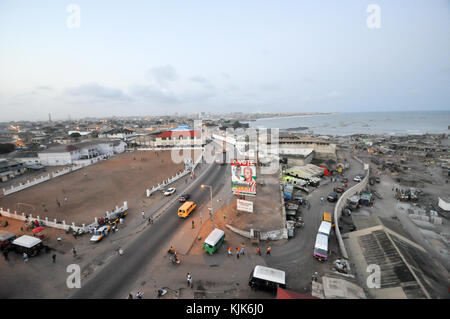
top-left (192, 220), bottom-right (195, 229)
top-left (136, 291), bottom-right (143, 299)
top-left (52, 253), bottom-right (56, 263)
top-left (187, 273), bottom-right (193, 288)
top-left (228, 246), bottom-right (232, 256)
top-left (256, 247), bottom-right (261, 256)
top-left (141, 211), bottom-right (145, 219)
top-left (266, 246), bottom-right (271, 256)
top-left (72, 247), bottom-right (76, 257)
top-left (236, 247), bottom-right (240, 259)
top-left (3, 250), bottom-right (9, 261)
top-left (240, 243), bottom-right (245, 255)
top-left (23, 252), bottom-right (28, 262)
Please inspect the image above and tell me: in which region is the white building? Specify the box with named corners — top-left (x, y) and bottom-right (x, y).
top-left (37, 140), bottom-right (126, 166)
top-left (155, 125), bottom-right (204, 147)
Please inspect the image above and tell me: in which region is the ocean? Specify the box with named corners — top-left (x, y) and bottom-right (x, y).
top-left (248, 111), bottom-right (450, 136)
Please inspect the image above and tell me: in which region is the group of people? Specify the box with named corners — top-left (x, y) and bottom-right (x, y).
top-left (227, 244), bottom-right (271, 258)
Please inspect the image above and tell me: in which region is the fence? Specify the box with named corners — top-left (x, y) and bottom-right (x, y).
top-left (2, 174), bottom-right (51, 196)
top-left (3, 154), bottom-right (110, 196)
top-left (145, 150), bottom-right (205, 197)
top-left (0, 201), bottom-right (128, 233)
top-left (333, 156), bottom-right (369, 259)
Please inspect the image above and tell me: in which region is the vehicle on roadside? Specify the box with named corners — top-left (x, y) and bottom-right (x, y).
top-left (313, 233), bottom-right (329, 262)
top-left (164, 187), bottom-right (176, 196)
top-left (318, 221), bottom-right (332, 236)
top-left (203, 228), bottom-right (225, 254)
top-left (249, 265), bottom-right (286, 292)
top-left (178, 194), bottom-right (190, 202)
top-left (334, 185), bottom-right (345, 193)
top-left (0, 230), bottom-right (16, 251)
top-left (354, 176), bottom-right (362, 182)
top-left (12, 235), bottom-right (44, 256)
top-left (375, 176), bottom-right (381, 183)
top-left (178, 201), bottom-right (196, 218)
top-left (327, 193), bottom-right (338, 202)
top-left (90, 225), bottom-right (111, 243)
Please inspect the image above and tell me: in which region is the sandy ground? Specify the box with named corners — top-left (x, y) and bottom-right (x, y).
top-left (0, 151), bottom-right (187, 225)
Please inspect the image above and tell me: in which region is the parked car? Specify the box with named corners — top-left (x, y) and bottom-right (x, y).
top-left (334, 186), bottom-right (345, 193)
top-left (164, 187), bottom-right (176, 196)
top-left (327, 193), bottom-right (338, 202)
top-left (90, 225), bottom-right (111, 243)
top-left (353, 176), bottom-right (362, 182)
top-left (179, 194), bottom-right (190, 202)
top-left (0, 230), bottom-right (16, 251)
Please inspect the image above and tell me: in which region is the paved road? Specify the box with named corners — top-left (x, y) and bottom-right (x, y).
top-left (263, 156), bottom-right (363, 292)
top-left (71, 163), bottom-right (228, 299)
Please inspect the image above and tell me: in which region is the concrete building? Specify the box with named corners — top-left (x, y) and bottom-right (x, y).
top-left (278, 148), bottom-right (314, 166)
top-left (271, 137), bottom-right (337, 161)
top-left (155, 124), bottom-right (204, 147)
top-left (0, 159), bottom-right (27, 182)
top-left (37, 140), bottom-right (126, 166)
top-left (98, 128), bottom-right (135, 140)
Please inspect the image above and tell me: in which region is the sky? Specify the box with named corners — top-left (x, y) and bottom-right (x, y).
top-left (0, 0), bottom-right (449, 121)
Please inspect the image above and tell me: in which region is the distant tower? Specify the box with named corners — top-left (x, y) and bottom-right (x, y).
top-left (48, 113), bottom-right (52, 123)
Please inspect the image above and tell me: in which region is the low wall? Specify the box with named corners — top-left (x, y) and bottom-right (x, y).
top-left (334, 156), bottom-right (369, 258)
top-left (3, 154), bottom-right (112, 196)
top-left (0, 201), bottom-right (128, 233)
top-left (132, 147), bottom-right (205, 151)
top-left (3, 174), bottom-right (51, 196)
top-left (145, 150), bottom-right (205, 197)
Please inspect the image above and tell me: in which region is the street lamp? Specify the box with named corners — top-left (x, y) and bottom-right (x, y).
top-left (201, 184), bottom-right (214, 227)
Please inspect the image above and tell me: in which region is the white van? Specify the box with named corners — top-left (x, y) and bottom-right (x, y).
top-left (249, 265), bottom-right (286, 291)
top-left (318, 221), bottom-right (332, 237)
top-left (313, 233), bottom-right (329, 261)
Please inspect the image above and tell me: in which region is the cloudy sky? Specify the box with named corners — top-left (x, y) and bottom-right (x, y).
top-left (0, 0), bottom-right (449, 121)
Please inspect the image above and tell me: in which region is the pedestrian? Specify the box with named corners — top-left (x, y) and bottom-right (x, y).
top-left (187, 273), bottom-right (193, 288)
top-left (141, 211), bottom-right (145, 219)
top-left (227, 246), bottom-right (232, 256)
top-left (52, 253), bottom-right (56, 263)
top-left (223, 213), bottom-right (226, 220)
top-left (72, 247), bottom-right (76, 257)
top-left (23, 252), bottom-right (28, 262)
top-left (266, 246), bottom-right (271, 255)
top-left (236, 247), bottom-right (240, 259)
top-left (192, 220), bottom-right (195, 229)
top-left (3, 250), bottom-right (9, 261)
top-left (136, 291), bottom-right (143, 299)
top-left (240, 243), bottom-right (245, 255)
top-left (256, 247), bottom-right (261, 256)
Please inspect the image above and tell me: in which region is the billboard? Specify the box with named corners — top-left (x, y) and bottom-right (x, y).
top-left (231, 159), bottom-right (256, 195)
top-left (237, 199), bottom-right (254, 213)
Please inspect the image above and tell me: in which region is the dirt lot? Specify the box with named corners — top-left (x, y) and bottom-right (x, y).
top-left (0, 151), bottom-right (187, 225)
